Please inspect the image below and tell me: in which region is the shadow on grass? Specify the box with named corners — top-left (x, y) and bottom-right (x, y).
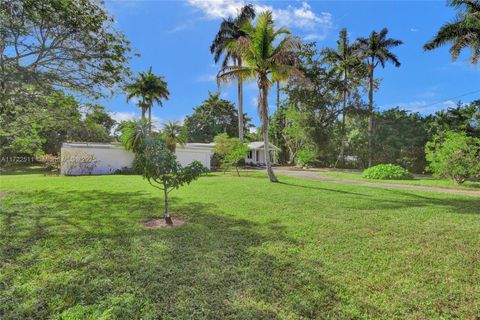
top-left (0, 165), bottom-right (49, 176)
top-left (0, 189), bottom-right (369, 319)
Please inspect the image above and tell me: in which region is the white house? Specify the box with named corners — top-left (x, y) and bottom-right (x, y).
top-left (245, 141), bottom-right (280, 166)
top-left (60, 141), bottom-right (278, 175)
top-left (61, 142), bottom-right (215, 175)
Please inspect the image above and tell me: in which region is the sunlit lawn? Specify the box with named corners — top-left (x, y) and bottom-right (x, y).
top-left (1, 169), bottom-right (479, 319)
top-left (320, 170), bottom-right (480, 190)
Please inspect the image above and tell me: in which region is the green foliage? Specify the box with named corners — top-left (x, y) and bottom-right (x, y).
top-left (184, 92), bottom-right (251, 143)
top-left (426, 131), bottom-right (480, 184)
top-left (118, 119), bottom-right (150, 153)
top-left (296, 147), bottom-right (316, 167)
top-left (161, 121), bottom-right (185, 152)
top-left (214, 133), bottom-right (248, 176)
top-left (1, 0), bottom-right (132, 100)
top-left (362, 164), bottom-right (413, 180)
top-left (135, 137), bottom-right (206, 220)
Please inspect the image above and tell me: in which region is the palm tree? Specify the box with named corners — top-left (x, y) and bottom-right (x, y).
top-left (162, 121), bottom-right (185, 152)
top-left (125, 67), bottom-right (170, 133)
top-left (424, 0), bottom-right (480, 64)
top-left (217, 11), bottom-right (301, 182)
top-left (211, 4), bottom-right (255, 142)
top-left (357, 28), bottom-right (402, 167)
top-left (321, 28), bottom-right (364, 166)
top-left (118, 119), bottom-right (150, 153)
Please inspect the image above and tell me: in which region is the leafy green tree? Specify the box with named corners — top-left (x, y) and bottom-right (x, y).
top-left (118, 119), bottom-right (150, 153)
top-left (211, 4), bottom-right (255, 142)
top-left (125, 67), bottom-right (169, 132)
top-left (0, 0), bottom-right (132, 102)
top-left (426, 131), bottom-right (480, 184)
top-left (427, 100), bottom-right (480, 138)
top-left (161, 121), bottom-right (186, 152)
top-left (217, 11), bottom-right (301, 182)
top-left (136, 137), bottom-right (206, 224)
top-left (424, 0), bottom-right (480, 64)
top-left (321, 28), bottom-right (367, 166)
top-left (357, 28), bottom-right (403, 167)
top-left (84, 104), bottom-right (117, 134)
top-left (214, 133), bottom-right (248, 176)
top-left (184, 92), bottom-right (251, 143)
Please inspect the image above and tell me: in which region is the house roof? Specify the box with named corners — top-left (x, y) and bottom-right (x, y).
top-left (248, 141), bottom-right (280, 151)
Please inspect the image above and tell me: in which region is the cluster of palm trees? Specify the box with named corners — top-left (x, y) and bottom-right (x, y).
top-left (211, 7), bottom-right (301, 182)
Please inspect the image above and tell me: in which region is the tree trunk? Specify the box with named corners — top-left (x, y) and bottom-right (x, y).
top-left (163, 187), bottom-right (172, 225)
top-left (141, 107), bottom-right (146, 121)
top-left (367, 59), bottom-right (374, 168)
top-left (237, 58), bottom-right (244, 142)
top-left (259, 78), bottom-right (278, 183)
top-left (148, 106), bottom-right (152, 133)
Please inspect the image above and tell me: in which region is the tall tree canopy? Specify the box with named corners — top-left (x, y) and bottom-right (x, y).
top-left (183, 92), bottom-right (251, 143)
top-left (357, 28), bottom-right (403, 167)
top-left (0, 0), bottom-right (133, 101)
top-left (217, 11), bottom-right (301, 182)
top-left (211, 5), bottom-right (255, 142)
top-left (424, 0), bottom-right (480, 64)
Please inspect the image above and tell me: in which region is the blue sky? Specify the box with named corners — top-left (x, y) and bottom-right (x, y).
top-left (102, 0), bottom-right (479, 128)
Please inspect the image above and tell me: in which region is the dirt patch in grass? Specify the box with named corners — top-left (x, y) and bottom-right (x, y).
top-left (143, 217), bottom-right (186, 229)
top-left (0, 192), bottom-right (8, 198)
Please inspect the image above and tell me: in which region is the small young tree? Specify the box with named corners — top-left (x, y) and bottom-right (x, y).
top-left (426, 131), bottom-right (480, 184)
top-left (214, 133), bottom-right (248, 176)
top-left (136, 138), bottom-right (206, 224)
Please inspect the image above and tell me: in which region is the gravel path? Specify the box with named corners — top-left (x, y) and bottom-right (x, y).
top-left (274, 168), bottom-right (480, 197)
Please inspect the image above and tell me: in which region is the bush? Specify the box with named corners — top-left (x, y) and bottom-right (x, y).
top-left (37, 154), bottom-right (60, 173)
top-left (362, 164), bottom-right (413, 180)
top-left (426, 131), bottom-right (480, 184)
top-left (296, 148), bottom-right (316, 167)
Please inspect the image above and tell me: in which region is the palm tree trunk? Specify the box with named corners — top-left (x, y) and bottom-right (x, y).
top-left (163, 186), bottom-right (172, 225)
top-left (276, 81), bottom-right (280, 109)
top-left (237, 58), bottom-right (244, 142)
top-left (368, 59), bottom-right (374, 168)
top-left (141, 107), bottom-right (146, 121)
top-left (260, 80), bottom-right (278, 183)
top-left (148, 106), bottom-right (152, 133)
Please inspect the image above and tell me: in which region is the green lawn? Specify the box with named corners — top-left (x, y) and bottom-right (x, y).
top-left (320, 170), bottom-right (480, 190)
top-left (1, 170), bottom-right (479, 319)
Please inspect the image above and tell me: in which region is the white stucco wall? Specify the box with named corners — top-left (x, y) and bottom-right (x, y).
top-left (61, 143), bottom-right (213, 175)
top-left (61, 143), bottom-right (135, 175)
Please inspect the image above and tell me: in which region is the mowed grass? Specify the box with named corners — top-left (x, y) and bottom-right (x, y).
top-left (320, 170), bottom-right (480, 190)
top-left (1, 169), bottom-right (479, 319)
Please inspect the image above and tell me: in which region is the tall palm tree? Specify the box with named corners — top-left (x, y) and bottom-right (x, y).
top-left (162, 121), bottom-right (185, 152)
top-left (357, 28), bottom-right (402, 167)
top-left (125, 67), bottom-right (170, 133)
top-left (217, 11), bottom-right (301, 182)
top-left (321, 28), bottom-right (363, 166)
top-left (424, 0), bottom-right (480, 64)
top-left (211, 5), bottom-right (255, 142)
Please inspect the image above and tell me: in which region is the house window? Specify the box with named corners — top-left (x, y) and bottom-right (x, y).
top-left (247, 150), bottom-right (253, 159)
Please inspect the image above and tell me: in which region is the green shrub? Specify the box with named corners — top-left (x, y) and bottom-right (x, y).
top-left (296, 147), bottom-right (316, 167)
top-left (426, 131), bottom-right (480, 184)
top-left (362, 164), bottom-right (413, 180)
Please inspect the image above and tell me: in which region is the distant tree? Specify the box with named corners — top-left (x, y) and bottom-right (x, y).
top-left (162, 121), bottom-right (185, 152)
top-left (321, 28), bottom-right (367, 166)
top-left (184, 92), bottom-right (251, 143)
top-left (211, 4), bottom-right (255, 142)
top-left (136, 137), bottom-right (206, 224)
top-left (357, 28), bottom-right (403, 167)
top-left (0, 0), bottom-right (132, 102)
top-left (427, 100), bottom-right (480, 138)
top-left (426, 131), bottom-right (480, 184)
top-left (217, 11), bottom-right (301, 182)
top-left (214, 133), bottom-right (248, 176)
top-left (84, 105), bottom-right (116, 134)
top-left (125, 67), bottom-right (169, 132)
top-left (424, 0), bottom-right (480, 64)
top-left (118, 119), bottom-right (150, 153)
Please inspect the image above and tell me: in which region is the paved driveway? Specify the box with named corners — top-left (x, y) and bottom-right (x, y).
top-left (273, 168), bottom-right (480, 197)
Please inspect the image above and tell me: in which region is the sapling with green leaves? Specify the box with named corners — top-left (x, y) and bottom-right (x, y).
top-left (136, 138), bottom-right (206, 224)
top-left (214, 133), bottom-right (248, 176)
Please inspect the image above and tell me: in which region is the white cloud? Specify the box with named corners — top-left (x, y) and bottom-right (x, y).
top-left (187, 0), bottom-right (332, 38)
top-left (110, 111), bottom-right (139, 123)
top-left (410, 28), bottom-right (418, 32)
top-left (196, 73), bottom-right (217, 82)
top-left (386, 100), bottom-right (457, 114)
